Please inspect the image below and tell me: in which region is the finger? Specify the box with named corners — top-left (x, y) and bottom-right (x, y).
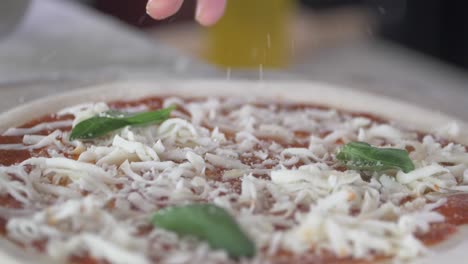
top-left (146, 0), bottom-right (184, 20)
top-left (196, 0), bottom-right (227, 26)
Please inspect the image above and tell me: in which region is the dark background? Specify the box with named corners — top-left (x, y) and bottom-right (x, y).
top-left (302, 0), bottom-right (468, 70)
top-left (89, 0), bottom-right (468, 70)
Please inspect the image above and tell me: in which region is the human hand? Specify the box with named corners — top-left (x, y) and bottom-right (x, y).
top-left (146, 0), bottom-right (227, 26)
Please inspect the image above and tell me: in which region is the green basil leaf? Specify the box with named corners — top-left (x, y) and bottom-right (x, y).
top-left (124, 105), bottom-right (175, 124)
top-left (151, 204), bottom-right (256, 259)
top-left (69, 106), bottom-right (175, 140)
top-left (69, 117), bottom-right (129, 141)
top-left (336, 141), bottom-right (415, 173)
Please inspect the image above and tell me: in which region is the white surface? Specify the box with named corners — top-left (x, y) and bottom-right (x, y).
top-left (289, 40), bottom-right (468, 121)
top-left (0, 0), bottom-right (467, 122)
top-left (0, 0), bottom-right (217, 83)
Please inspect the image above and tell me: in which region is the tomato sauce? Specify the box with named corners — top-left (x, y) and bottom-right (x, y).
top-left (70, 255), bottom-right (109, 264)
top-left (0, 96), bottom-right (467, 263)
top-left (0, 149), bottom-right (31, 166)
top-left (410, 194), bottom-right (468, 246)
top-left (272, 249), bottom-right (386, 264)
top-left (418, 222), bottom-right (458, 246)
top-left (435, 194), bottom-right (468, 225)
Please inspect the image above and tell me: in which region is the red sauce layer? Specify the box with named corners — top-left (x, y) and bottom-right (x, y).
top-left (0, 96), bottom-right (467, 264)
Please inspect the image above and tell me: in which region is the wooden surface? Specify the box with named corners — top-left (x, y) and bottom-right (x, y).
top-left (0, 0), bottom-right (467, 121)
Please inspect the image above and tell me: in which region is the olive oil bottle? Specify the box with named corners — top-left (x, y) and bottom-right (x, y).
top-left (204, 0), bottom-right (295, 68)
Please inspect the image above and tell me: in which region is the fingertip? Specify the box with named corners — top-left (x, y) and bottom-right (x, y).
top-left (196, 0), bottom-right (227, 26)
top-left (146, 0), bottom-right (184, 20)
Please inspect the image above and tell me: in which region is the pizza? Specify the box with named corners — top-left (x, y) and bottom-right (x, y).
top-left (0, 81), bottom-right (467, 264)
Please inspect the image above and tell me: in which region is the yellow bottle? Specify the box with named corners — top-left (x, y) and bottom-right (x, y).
top-left (204, 0), bottom-right (295, 69)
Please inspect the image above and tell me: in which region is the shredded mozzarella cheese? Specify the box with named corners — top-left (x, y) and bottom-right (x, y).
top-left (0, 98), bottom-right (467, 264)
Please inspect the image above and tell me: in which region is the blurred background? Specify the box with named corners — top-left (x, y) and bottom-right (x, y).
top-left (83, 0), bottom-right (468, 69)
top-left (0, 0), bottom-right (467, 120)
